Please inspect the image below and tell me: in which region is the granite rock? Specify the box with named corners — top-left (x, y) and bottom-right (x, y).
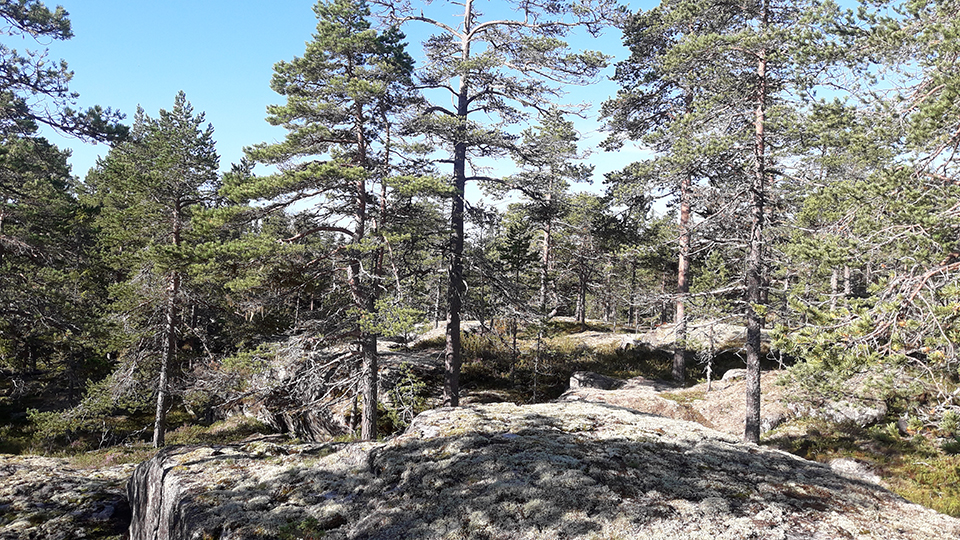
top-left (127, 402), bottom-right (960, 539)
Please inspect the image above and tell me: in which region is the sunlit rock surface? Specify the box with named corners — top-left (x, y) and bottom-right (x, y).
top-left (560, 370), bottom-right (889, 437)
top-left (128, 402), bottom-right (959, 539)
top-left (0, 455), bottom-right (133, 539)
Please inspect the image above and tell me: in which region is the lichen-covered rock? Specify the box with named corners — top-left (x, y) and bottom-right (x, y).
top-left (0, 455), bottom-right (133, 540)
top-left (561, 370), bottom-right (890, 437)
top-left (127, 402), bottom-right (960, 540)
top-left (619, 321), bottom-right (772, 353)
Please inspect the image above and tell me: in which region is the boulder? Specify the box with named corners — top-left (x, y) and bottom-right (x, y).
top-left (721, 368), bottom-right (747, 381)
top-left (568, 370), bottom-right (625, 390)
top-left (620, 320), bottom-right (772, 354)
top-left (559, 373), bottom-right (708, 425)
top-left (127, 402), bottom-right (960, 540)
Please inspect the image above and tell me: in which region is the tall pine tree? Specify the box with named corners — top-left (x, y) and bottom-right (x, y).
top-left (90, 92), bottom-right (219, 448)
top-left (226, 0), bottom-right (418, 440)
top-left (608, 0), bottom-right (856, 442)
top-left (374, 0), bottom-right (619, 406)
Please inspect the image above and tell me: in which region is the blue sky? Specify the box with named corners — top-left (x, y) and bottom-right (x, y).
top-left (40, 0), bottom-right (644, 190)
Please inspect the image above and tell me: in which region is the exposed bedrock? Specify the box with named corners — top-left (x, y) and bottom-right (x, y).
top-left (127, 401), bottom-right (959, 540)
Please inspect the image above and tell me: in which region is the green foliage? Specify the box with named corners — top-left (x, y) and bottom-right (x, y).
top-left (941, 410), bottom-right (960, 437)
top-left (164, 416), bottom-right (272, 446)
top-left (26, 366), bottom-right (155, 451)
top-left (357, 299), bottom-right (424, 339)
top-left (767, 416), bottom-right (960, 517)
top-left (891, 454), bottom-right (960, 517)
top-left (220, 345), bottom-right (274, 379)
top-left (0, 135), bottom-right (113, 384)
top-left (0, 0), bottom-right (126, 141)
top-left (382, 362), bottom-right (428, 431)
top-left (65, 445), bottom-right (156, 470)
top-left (494, 218), bottom-right (538, 277)
top-left (278, 516), bottom-right (327, 540)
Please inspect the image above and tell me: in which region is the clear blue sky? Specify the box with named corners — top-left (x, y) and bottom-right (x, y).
top-left (40, 0), bottom-right (645, 188)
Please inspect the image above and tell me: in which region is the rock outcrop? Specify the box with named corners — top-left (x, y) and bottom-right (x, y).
top-left (127, 401), bottom-right (960, 539)
top-left (619, 320), bottom-right (772, 353)
top-left (560, 371), bottom-right (791, 435)
top-left (560, 370), bottom-right (889, 437)
top-left (0, 455), bottom-right (133, 540)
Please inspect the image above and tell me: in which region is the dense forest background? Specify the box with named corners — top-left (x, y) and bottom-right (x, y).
top-left (1, 0), bottom-right (959, 472)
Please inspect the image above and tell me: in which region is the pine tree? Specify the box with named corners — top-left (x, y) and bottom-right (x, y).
top-left (775, 0), bottom-right (960, 420)
top-left (0, 0), bottom-right (125, 141)
top-left (0, 0), bottom-right (125, 386)
top-left (374, 0), bottom-right (620, 406)
top-left (608, 0), bottom-right (857, 442)
top-left (90, 92), bottom-right (220, 448)
top-left (507, 109), bottom-right (592, 321)
top-left (228, 0), bottom-right (418, 440)
top-left (0, 134), bottom-right (106, 391)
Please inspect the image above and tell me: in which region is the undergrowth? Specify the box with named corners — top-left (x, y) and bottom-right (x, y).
top-left (766, 417), bottom-right (960, 517)
top-left (456, 320), bottom-right (699, 403)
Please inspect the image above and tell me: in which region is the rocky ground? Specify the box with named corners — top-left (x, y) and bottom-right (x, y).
top-left (0, 455), bottom-right (133, 539)
top-left (128, 402), bottom-right (960, 540)
top-left (560, 369), bottom-right (889, 439)
top-left (1, 321), bottom-right (951, 539)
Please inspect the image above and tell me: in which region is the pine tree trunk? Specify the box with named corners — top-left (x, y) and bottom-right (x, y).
top-left (629, 262), bottom-right (637, 328)
top-left (444, 134), bottom-right (467, 406)
top-left (153, 269), bottom-right (179, 448)
top-left (360, 333), bottom-right (378, 440)
top-left (539, 208), bottom-right (552, 315)
top-left (350, 77), bottom-right (380, 440)
top-left (744, 0), bottom-right (769, 445)
top-left (660, 269), bottom-right (671, 324)
top-left (154, 200), bottom-right (183, 449)
top-left (673, 172), bottom-right (692, 383)
top-left (434, 265), bottom-right (443, 329)
top-left (443, 2), bottom-right (473, 407)
top-left (577, 273), bottom-right (587, 330)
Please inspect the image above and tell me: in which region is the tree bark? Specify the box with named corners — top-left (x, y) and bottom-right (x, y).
top-left (153, 271), bottom-right (179, 448)
top-left (539, 195), bottom-right (553, 315)
top-left (673, 172), bottom-right (692, 383)
top-left (442, 0), bottom-right (474, 408)
top-left (360, 333), bottom-right (378, 440)
top-left (153, 199), bottom-right (183, 449)
top-left (444, 153), bottom-right (465, 406)
top-left (744, 0), bottom-right (769, 445)
top-left (577, 272), bottom-right (588, 330)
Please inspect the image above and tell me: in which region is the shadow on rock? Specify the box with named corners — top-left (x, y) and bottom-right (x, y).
top-left (128, 402), bottom-right (960, 540)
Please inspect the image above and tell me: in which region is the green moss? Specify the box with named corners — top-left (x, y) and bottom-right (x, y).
top-left (66, 445), bottom-right (156, 469)
top-left (165, 416), bottom-right (273, 446)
